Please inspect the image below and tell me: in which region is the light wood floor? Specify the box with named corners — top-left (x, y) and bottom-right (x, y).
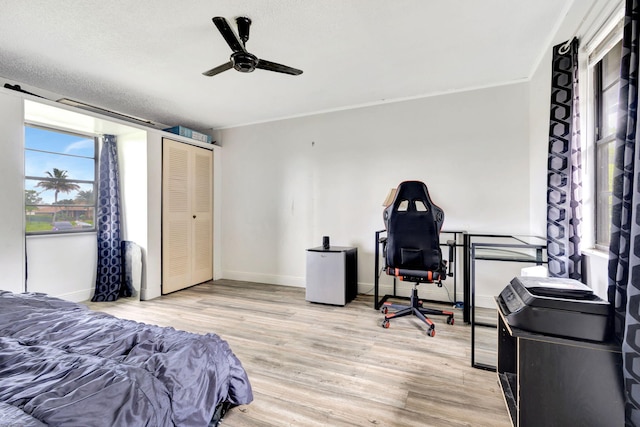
top-left (86, 280), bottom-right (511, 427)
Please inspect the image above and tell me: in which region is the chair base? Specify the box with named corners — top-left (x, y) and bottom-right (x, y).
top-left (380, 284), bottom-right (454, 337)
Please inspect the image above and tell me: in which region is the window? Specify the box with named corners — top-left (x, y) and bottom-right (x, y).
top-left (24, 125), bottom-right (97, 234)
top-left (592, 36), bottom-right (622, 249)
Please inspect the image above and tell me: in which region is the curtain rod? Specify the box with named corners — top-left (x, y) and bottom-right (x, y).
top-left (558, 0), bottom-right (619, 54)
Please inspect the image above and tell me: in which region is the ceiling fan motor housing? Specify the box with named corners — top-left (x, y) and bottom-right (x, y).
top-left (231, 52), bottom-right (258, 72)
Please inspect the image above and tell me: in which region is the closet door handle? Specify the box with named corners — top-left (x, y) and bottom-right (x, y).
top-left (193, 215), bottom-right (196, 219)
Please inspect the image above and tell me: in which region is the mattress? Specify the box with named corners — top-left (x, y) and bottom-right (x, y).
top-left (0, 290), bottom-right (253, 426)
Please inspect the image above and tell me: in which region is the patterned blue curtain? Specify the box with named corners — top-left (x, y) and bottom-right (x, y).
top-left (91, 134), bottom-right (132, 301)
top-left (546, 38), bottom-right (583, 280)
top-left (609, 1), bottom-right (640, 424)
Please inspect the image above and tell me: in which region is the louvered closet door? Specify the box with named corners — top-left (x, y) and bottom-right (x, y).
top-left (162, 138), bottom-right (213, 293)
top-left (191, 148), bottom-right (213, 284)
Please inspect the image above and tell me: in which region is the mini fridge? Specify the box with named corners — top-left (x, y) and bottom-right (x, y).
top-left (305, 246), bottom-right (357, 305)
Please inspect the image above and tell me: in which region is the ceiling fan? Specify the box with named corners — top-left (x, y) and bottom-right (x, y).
top-left (203, 16), bottom-right (303, 77)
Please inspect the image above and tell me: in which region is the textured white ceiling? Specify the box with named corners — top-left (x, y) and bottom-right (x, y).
top-left (0, 0), bottom-right (572, 131)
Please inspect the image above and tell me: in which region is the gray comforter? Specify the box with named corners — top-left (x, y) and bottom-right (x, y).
top-left (0, 291), bottom-right (253, 426)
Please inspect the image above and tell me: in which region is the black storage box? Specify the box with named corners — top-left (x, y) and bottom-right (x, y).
top-left (497, 276), bottom-right (611, 342)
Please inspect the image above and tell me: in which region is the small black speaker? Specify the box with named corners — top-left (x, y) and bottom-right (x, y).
top-left (323, 236), bottom-right (330, 249)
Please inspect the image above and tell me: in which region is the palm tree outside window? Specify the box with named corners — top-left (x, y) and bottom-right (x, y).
top-left (24, 125), bottom-right (97, 234)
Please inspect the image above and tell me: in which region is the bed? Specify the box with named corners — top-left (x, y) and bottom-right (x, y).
top-left (0, 290), bottom-right (253, 426)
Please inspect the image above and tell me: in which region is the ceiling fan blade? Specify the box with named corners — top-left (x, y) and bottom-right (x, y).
top-left (212, 17), bottom-right (246, 53)
top-left (256, 59), bottom-right (303, 76)
top-left (202, 61), bottom-right (233, 77)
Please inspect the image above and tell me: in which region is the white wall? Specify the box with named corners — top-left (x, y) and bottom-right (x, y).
top-left (0, 91), bottom-right (25, 293)
top-left (118, 130), bottom-right (148, 297)
top-left (220, 82), bottom-right (531, 305)
top-left (26, 233), bottom-right (97, 300)
top-left (143, 130), bottom-right (163, 300)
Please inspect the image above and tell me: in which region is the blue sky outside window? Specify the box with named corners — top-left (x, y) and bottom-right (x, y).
top-left (25, 126), bottom-right (95, 205)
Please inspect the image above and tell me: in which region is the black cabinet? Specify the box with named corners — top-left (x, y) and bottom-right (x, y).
top-left (497, 303), bottom-right (624, 426)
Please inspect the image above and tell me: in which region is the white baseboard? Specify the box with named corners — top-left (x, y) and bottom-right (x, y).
top-left (222, 270), bottom-right (305, 287)
top-left (53, 288), bottom-right (93, 303)
top-left (140, 286), bottom-right (161, 301)
top-left (219, 273), bottom-right (498, 310)
top-left (474, 294), bottom-right (499, 309)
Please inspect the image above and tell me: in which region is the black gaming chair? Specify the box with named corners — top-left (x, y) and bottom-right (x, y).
top-left (380, 180), bottom-right (454, 337)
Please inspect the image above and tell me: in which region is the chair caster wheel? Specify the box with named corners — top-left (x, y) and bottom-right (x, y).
top-left (447, 316), bottom-right (454, 325)
top-left (380, 306), bottom-right (388, 314)
top-left (381, 320), bottom-right (390, 329)
top-left (427, 326), bottom-right (436, 337)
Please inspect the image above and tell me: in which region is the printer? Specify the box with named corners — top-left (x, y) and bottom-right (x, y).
top-left (497, 276), bottom-right (611, 342)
